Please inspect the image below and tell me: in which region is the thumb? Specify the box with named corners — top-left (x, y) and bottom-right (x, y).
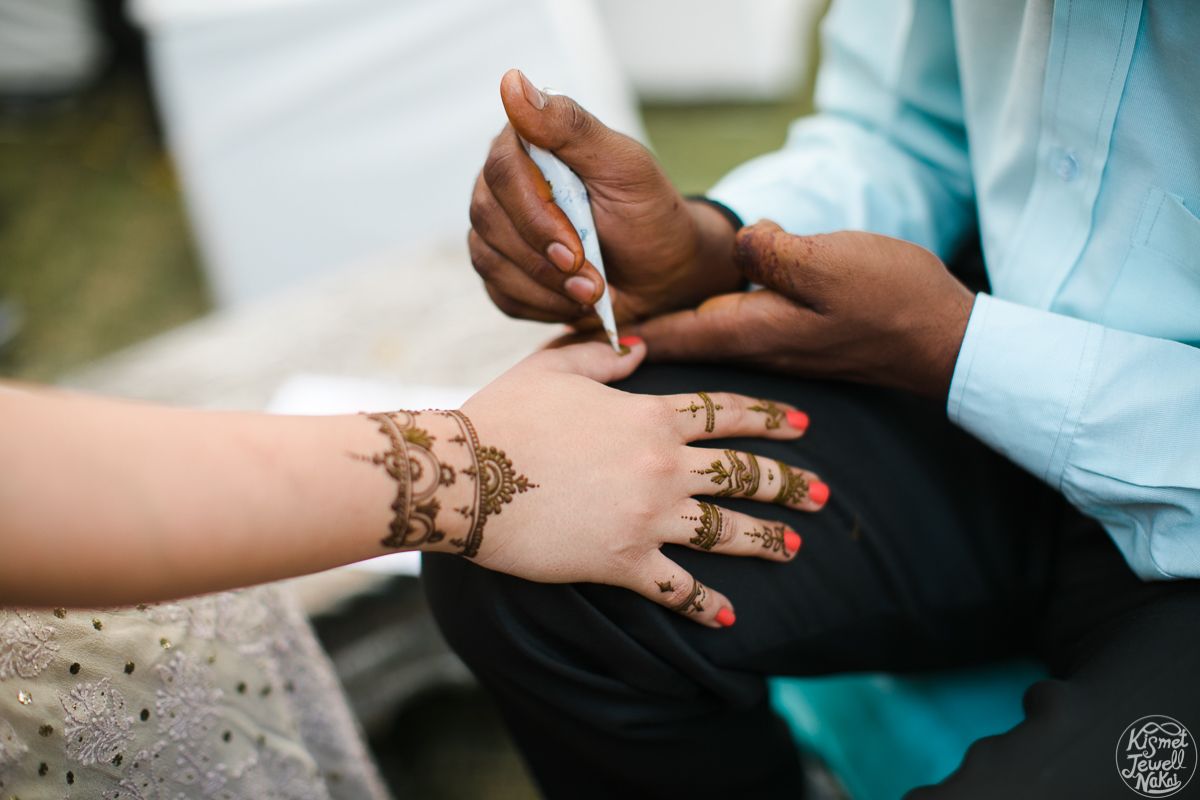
top-left (735, 220), bottom-right (843, 308)
top-left (500, 69), bottom-right (635, 181)
top-left (624, 293), bottom-right (750, 362)
top-left (531, 338), bottom-right (648, 384)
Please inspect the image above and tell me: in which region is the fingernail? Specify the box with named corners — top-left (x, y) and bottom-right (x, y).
top-left (808, 481), bottom-right (830, 507)
top-left (547, 242), bottom-right (576, 272)
top-left (715, 608), bottom-right (736, 627)
top-left (618, 335), bottom-right (643, 347)
top-left (784, 529), bottom-right (802, 554)
top-left (564, 276), bottom-right (596, 303)
top-left (786, 410), bottom-right (809, 432)
top-left (518, 70), bottom-right (546, 110)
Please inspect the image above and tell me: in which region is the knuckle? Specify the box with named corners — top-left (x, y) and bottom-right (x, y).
top-left (645, 398), bottom-right (677, 430)
top-left (563, 100), bottom-right (593, 135)
top-left (467, 196), bottom-right (492, 236)
top-left (470, 247), bottom-right (497, 280)
top-left (637, 446), bottom-right (678, 480)
top-left (522, 254), bottom-right (560, 286)
top-left (485, 287), bottom-right (522, 319)
top-left (662, 580), bottom-right (694, 609)
top-left (481, 148), bottom-right (516, 190)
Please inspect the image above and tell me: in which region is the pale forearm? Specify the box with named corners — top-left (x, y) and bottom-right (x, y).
top-left (0, 387), bottom-right (476, 606)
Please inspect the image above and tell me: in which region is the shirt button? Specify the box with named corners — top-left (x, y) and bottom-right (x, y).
top-left (1054, 149), bottom-right (1079, 182)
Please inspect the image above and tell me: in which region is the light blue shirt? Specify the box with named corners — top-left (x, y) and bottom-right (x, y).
top-left (710, 0), bottom-right (1200, 580)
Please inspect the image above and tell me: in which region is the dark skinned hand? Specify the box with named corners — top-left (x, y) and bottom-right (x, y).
top-left (622, 221), bottom-right (977, 400)
top-left (468, 69), bottom-right (742, 329)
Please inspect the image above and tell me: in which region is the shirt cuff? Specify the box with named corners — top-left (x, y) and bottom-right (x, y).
top-left (947, 294), bottom-right (1105, 488)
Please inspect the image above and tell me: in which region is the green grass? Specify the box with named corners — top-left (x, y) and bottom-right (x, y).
top-left (642, 94), bottom-right (813, 195)
top-left (0, 69), bottom-right (209, 381)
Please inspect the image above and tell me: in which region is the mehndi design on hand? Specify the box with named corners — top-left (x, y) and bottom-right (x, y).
top-left (745, 524), bottom-right (787, 553)
top-left (748, 399), bottom-right (786, 430)
top-left (683, 500), bottom-right (727, 551)
top-left (773, 459), bottom-right (809, 505)
top-left (669, 580), bottom-right (708, 615)
top-left (676, 391), bottom-right (723, 433)
top-left (352, 410), bottom-right (536, 558)
top-left (450, 410), bottom-right (537, 558)
top-left (693, 450), bottom-right (760, 497)
top-left (352, 411), bottom-right (456, 549)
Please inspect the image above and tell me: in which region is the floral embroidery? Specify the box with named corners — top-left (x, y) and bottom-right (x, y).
top-left (155, 652), bottom-right (221, 742)
top-left (1, 588), bottom-right (386, 799)
top-left (0, 717), bottom-right (28, 769)
top-left (61, 677), bottom-right (134, 765)
top-left (0, 611), bottom-right (59, 680)
top-left (258, 746), bottom-right (329, 800)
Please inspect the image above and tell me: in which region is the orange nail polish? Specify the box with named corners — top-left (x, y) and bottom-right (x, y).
top-left (808, 481), bottom-right (830, 507)
top-left (784, 529), bottom-right (802, 554)
top-left (786, 410), bottom-right (809, 432)
top-left (715, 608), bottom-right (736, 627)
top-left (618, 335), bottom-right (643, 347)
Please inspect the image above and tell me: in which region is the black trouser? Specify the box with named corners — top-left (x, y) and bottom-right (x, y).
top-left (423, 364), bottom-right (1200, 799)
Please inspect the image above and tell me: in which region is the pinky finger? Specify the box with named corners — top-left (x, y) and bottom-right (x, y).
top-left (634, 552), bottom-right (736, 629)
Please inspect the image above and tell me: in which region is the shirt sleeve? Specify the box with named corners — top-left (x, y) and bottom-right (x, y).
top-left (709, 0), bottom-right (974, 261)
top-left (949, 294), bottom-right (1200, 580)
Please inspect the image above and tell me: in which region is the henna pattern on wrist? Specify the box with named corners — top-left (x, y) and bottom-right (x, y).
top-left (676, 391), bottom-right (723, 433)
top-left (352, 412), bottom-right (456, 548)
top-left (694, 450), bottom-right (760, 497)
top-left (682, 500), bottom-right (726, 550)
top-left (449, 410), bottom-right (537, 559)
top-left (670, 580), bottom-right (708, 615)
top-left (352, 409), bottom-right (537, 558)
top-left (656, 580), bottom-right (675, 593)
top-left (745, 524), bottom-right (787, 553)
top-left (773, 459), bottom-right (810, 505)
top-left (748, 399), bottom-right (786, 430)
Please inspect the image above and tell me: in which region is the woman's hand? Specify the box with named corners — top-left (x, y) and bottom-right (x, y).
top-left (468, 70), bottom-right (742, 328)
top-left (448, 339), bottom-right (826, 628)
top-left (626, 222), bottom-right (976, 399)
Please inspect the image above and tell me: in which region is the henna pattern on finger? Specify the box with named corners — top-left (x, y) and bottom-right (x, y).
top-left (693, 450), bottom-right (761, 497)
top-left (772, 459), bottom-right (810, 505)
top-left (352, 412), bottom-right (456, 548)
top-left (676, 391), bottom-right (723, 433)
top-left (670, 580), bottom-right (708, 614)
top-left (656, 580), bottom-right (675, 593)
top-left (748, 399), bottom-right (787, 430)
top-left (682, 501), bottom-right (726, 550)
top-left (745, 524), bottom-right (787, 553)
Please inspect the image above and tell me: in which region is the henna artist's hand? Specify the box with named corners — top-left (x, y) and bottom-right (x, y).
top-left (626, 222), bottom-right (976, 399)
top-left (468, 69), bottom-right (742, 328)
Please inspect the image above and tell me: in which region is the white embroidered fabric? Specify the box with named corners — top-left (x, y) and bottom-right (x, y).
top-left (0, 585), bottom-right (391, 799)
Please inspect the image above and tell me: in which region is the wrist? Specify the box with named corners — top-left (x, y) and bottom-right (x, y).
top-left (349, 410), bottom-right (476, 555)
top-left (681, 198), bottom-right (744, 299)
top-left (911, 286), bottom-right (975, 400)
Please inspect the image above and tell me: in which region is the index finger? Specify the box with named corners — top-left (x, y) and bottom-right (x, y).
top-left (482, 127), bottom-right (590, 278)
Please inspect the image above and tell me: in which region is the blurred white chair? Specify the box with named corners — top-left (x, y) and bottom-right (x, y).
top-left (130, 0), bottom-right (643, 307)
